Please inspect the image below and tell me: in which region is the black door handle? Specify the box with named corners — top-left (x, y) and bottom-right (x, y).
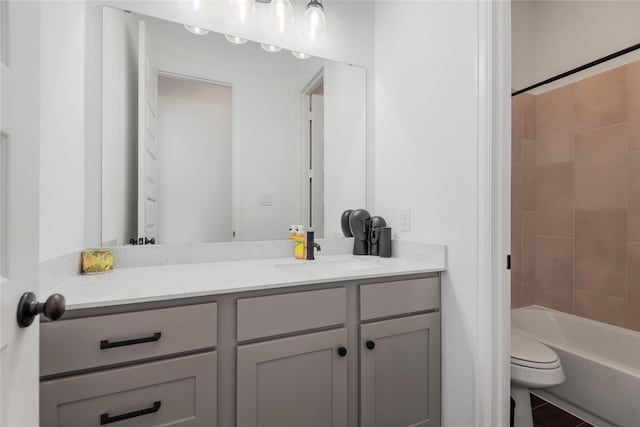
top-left (16, 292), bottom-right (66, 328)
top-left (337, 346), bottom-right (348, 357)
top-left (366, 340), bottom-right (375, 350)
top-left (100, 401), bottom-right (161, 425)
top-left (100, 332), bottom-right (162, 349)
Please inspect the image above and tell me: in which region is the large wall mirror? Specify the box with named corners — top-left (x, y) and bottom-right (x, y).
top-left (101, 7), bottom-right (366, 246)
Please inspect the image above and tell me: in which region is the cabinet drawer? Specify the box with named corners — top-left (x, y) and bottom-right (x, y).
top-left (237, 288), bottom-right (346, 341)
top-left (41, 351), bottom-right (217, 427)
top-left (41, 303), bottom-right (217, 376)
top-left (360, 277), bottom-right (439, 320)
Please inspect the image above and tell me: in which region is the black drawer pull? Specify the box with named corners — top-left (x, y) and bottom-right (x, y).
top-left (100, 332), bottom-right (162, 349)
top-left (100, 401), bottom-right (161, 425)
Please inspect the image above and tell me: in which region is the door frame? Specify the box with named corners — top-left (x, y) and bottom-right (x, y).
top-left (298, 69), bottom-right (324, 232)
top-left (475, 1), bottom-right (511, 426)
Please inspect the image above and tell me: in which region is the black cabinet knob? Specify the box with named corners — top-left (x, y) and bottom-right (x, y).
top-left (17, 292), bottom-right (66, 328)
top-left (337, 346), bottom-right (348, 357)
top-left (366, 340), bottom-right (375, 350)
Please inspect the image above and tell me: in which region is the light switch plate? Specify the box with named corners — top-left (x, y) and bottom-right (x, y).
top-left (399, 208), bottom-right (411, 232)
top-left (259, 194), bottom-right (273, 207)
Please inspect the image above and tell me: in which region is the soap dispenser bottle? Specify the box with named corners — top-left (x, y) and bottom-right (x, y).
top-left (295, 226), bottom-right (306, 260)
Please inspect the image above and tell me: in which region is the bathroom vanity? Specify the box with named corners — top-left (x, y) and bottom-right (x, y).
top-left (39, 254), bottom-right (443, 427)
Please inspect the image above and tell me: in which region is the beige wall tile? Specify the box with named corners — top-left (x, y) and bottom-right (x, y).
top-left (628, 242), bottom-right (640, 331)
top-left (512, 94), bottom-right (523, 162)
top-left (512, 235), bottom-right (522, 308)
top-left (575, 211), bottom-right (627, 297)
top-left (535, 85), bottom-right (574, 165)
top-left (629, 151), bottom-right (640, 240)
top-left (574, 290), bottom-right (628, 328)
top-left (521, 211), bottom-right (535, 282)
top-left (629, 61), bottom-right (640, 151)
top-left (522, 140), bottom-right (536, 211)
top-left (511, 280), bottom-right (522, 309)
top-left (512, 162), bottom-right (522, 236)
top-left (535, 236), bottom-right (574, 313)
top-left (512, 234), bottom-right (521, 295)
top-left (522, 282), bottom-right (536, 307)
top-left (575, 123), bottom-right (628, 211)
top-left (536, 162), bottom-right (574, 237)
top-left (523, 93), bottom-right (536, 140)
top-left (575, 66), bottom-right (627, 132)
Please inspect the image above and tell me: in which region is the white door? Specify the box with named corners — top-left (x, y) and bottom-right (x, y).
top-left (310, 94), bottom-right (324, 238)
top-left (137, 20), bottom-right (159, 242)
top-left (0, 2), bottom-right (43, 426)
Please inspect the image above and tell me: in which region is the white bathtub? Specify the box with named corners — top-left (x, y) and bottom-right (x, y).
top-left (512, 305), bottom-right (640, 427)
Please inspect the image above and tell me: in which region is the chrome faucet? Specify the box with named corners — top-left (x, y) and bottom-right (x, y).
top-left (306, 230), bottom-right (322, 260)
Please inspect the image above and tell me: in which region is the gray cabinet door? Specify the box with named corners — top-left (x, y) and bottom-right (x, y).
top-left (237, 328), bottom-right (348, 427)
top-left (360, 313), bottom-right (441, 427)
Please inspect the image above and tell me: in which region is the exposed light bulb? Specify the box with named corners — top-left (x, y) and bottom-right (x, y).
top-left (270, 0), bottom-right (294, 34)
top-left (184, 24), bottom-right (210, 36)
top-left (225, 34), bottom-right (248, 45)
top-left (229, 0), bottom-right (256, 24)
top-left (303, 0), bottom-right (326, 43)
top-left (291, 51), bottom-right (311, 60)
top-left (261, 43), bottom-right (282, 53)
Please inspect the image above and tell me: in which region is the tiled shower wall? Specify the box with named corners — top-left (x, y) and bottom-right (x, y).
top-left (511, 61), bottom-right (640, 332)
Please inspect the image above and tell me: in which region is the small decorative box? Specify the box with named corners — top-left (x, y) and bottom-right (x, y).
top-left (81, 249), bottom-right (113, 274)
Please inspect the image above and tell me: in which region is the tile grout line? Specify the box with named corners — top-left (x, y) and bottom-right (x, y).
top-left (572, 83), bottom-right (576, 315)
top-left (626, 64), bottom-right (631, 328)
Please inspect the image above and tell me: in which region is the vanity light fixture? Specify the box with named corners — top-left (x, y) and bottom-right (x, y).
top-left (269, 0), bottom-right (294, 34)
top-left (225, 34), bottom-right (248, 45)
top-left (184, 24), bottom-right (210, 35)
top-left (303, 0), bottom-right (326, 43)
top-left (261, 43), bottom-right (282, 53)
top-left (291, 51), bottom-right (311, 59)
top-left (229, 0), bottom-right (256, 24)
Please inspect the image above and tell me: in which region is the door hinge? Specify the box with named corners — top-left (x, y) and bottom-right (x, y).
top-left (506, 254), bottom-right (511, 270)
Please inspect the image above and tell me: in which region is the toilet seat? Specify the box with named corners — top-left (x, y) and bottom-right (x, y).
top-left (511, 332), bottom-right (560, 369)
top-left (511, 332), bottom-right (565, 389)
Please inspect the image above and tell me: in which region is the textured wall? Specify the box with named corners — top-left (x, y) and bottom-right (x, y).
top-left (512, 61), bottom-right (640, 332)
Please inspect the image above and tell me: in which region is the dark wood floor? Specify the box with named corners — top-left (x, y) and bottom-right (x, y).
top-left (530, 394), bottom-right (593, 427)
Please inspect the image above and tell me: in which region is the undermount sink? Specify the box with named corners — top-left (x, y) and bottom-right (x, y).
top-left (275, 258), bottom-right (379, 274)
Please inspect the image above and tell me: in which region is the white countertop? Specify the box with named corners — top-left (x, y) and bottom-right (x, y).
top-left (46, 254), bottom-right (445, 310)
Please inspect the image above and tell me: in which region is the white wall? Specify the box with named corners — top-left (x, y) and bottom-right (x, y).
top-left (39, 1), bottom-right (87, 260)
top-left (40, 0), bottom-right (374, 260)
top-left (157, 76), bottom-right (232, 244)
top-left (101, 7), bottom-right (138, 246)
top-left (511, 0), bottom-right (536, 90)
top-left (324, 62), bottom-right (367, 238)
top-left (512, 0), bottom-right (640, 92)
top-left (373, 2), bottom-right (480, 425)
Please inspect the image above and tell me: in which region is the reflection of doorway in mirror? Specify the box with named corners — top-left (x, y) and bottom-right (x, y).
top-left (303, 74), bottom-right (325, 238)
top-left (157, 75), bottom-right (233, 245)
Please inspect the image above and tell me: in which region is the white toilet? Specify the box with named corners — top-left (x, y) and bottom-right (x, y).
top-left (511, 332), bottom-right (565, 427)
